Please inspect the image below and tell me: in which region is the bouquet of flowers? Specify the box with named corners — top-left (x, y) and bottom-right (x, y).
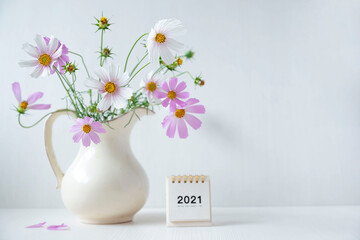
top-left (13, 15), bottom-right (205, 147)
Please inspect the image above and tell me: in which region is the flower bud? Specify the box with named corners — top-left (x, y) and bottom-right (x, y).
top-left (94, 16), bottom-right (111, 31)
top-left (176, 57), bottom-right (183, 66)
top-left (63, 62), bottom-right (78, 74)
top-left (100, 17), bottom-right (108, 27)
top-left (166, 63), bottom-right (177, 71)
top-left (195, 76), bottom-right (205, 86)
top-left (102, 48), bottom-right (111, 57)
top-left (185, 50), bottom-right (195, 59)
top-left (88, 105), bottom-right (97, 113)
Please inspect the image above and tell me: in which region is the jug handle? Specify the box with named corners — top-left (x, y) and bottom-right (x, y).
top-left (44, 109), bottom-right (77, 189)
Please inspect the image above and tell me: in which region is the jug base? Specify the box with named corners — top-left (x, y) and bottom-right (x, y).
top-left (79, 215), bottom-right (133, 225)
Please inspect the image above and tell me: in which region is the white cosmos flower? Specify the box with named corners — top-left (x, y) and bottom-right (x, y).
top-left (19, 35), bottom-right (63, 78)
top-left (140, 71), bottom-right (166, 103)
top-left (86, 63), bottom-right (133, 111)
top-left (146, 19), bottom-right (186, 65)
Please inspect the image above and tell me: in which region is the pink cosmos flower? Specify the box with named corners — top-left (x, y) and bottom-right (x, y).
top-left (19, 35), bottom-right (63, 78)
top-left (156, 77), bottom-right (190, 111)
top-left (70, 116), bottom-right (106, 147)
top-left (12, 82), bottom-right (51, 114)
top-left (86, 63), bottom-right (133, 111)
top-left (162, 98), bottom-right (205, 139)
top-left (44, 36), bottom-right (69, 75)
top-left (140, 71), bottom-right (165, 103)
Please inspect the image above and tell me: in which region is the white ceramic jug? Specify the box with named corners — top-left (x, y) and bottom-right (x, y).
top-left (44, 108), bottom-right (153, 224)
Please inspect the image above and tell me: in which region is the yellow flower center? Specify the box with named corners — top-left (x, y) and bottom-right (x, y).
top-left (104, 82), bottom-right (116, 94)
top-left (147, 81), bottom-right (157, 92)
top-left (19, 101), bottom-right (28, 110)
top-left (83, 124), bottom-right (91, 133)
top-left (155, 33), bottom-right (166, 43)
top-left (38, 54), bottom-right (52, 66)
top-left (168, 91), bottom-right (176, 99)
top-left (175, 109), bottom-right (185, 118)
top-left (177, 58), bottom-right (183, 66)
top-left (100, 17), bottom-right (108, 25)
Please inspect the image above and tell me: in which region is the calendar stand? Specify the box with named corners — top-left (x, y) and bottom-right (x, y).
top-left (166, 175), bottom-right (212, 227)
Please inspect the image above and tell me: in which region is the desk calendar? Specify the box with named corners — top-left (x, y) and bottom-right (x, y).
top-left (166, 175), bottom-right (212, 227)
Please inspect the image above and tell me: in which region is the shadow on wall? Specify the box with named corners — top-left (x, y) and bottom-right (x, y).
top-left (203, 113), bottom-right (239, 147)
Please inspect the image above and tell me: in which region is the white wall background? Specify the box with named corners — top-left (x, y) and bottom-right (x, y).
top-left (0, 0), bottom-right (360, 208)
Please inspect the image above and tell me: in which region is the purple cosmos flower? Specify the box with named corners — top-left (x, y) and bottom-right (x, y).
top-left (156, 77), bottom-right (189, 111)
top-left (44, 37), bottom-right (69, 75)
top-left (162, 98), bottom-right (205, 139)
top-left (140, 71), bottom-right (165, 103)
top-left (19, 35), bottom-right (63, 78)
top-left (70, 117), bottom-right (106, 147)
top-left (12, 82), bottom-right (51, 114)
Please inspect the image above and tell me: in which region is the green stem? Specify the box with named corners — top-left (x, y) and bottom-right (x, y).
top-left (124, 33), bottom-right (149, 72)
top-left (100, 30), bottom-right (104, 66)
top-left (56, 69), bottom-right (87, 112)
top-left (127, 62), bottom-right (150, 85)
top-left (124, 110), bottom-right (136, 127)
top-left (55, 70), bottom-right (80, 115)
top-left (68, 51), bottom-right (90, 78)
top-left (71, 73), bottom-right (77, 89)
top-left (68, 51), bottom-right (92, 104)
top-left (152, 65), bottom-right (165, 78)
top-left (17, 109), bottom-right (76, 129)
top-left (89, 89), bottom-right (93, 105)
top-left (134, 87), bottom-right (144, 94)
top-left (97, 31), bottom-right (105, 103)
top-left (130, 52), bottom-right (148, 76)
top-left (175, 71), bottom-right (195, 79)
top-left (111, 108), bottom-right (117, 120)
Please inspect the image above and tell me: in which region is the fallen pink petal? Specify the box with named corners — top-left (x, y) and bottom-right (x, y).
top-left (47, 223), bottom-right (69, 230)
top-left (25, 222), bottom-right (46, 228)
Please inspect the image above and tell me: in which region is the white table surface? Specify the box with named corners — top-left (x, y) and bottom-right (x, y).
top-left (0, 207), bottom-right (359, 240)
